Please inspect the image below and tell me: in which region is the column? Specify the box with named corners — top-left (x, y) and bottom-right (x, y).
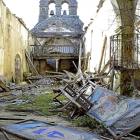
top-left (55, 59), bottom-right (59, 72)
top-left (69, 6), bottom-right (77, 15)
top-left (56, 6), bottom-right (61, 16)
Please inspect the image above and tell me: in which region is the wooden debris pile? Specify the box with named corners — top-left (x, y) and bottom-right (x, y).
top-left (53, 69), bottom-right (107, 119)
top-left (53, 69), bottom-right (140, 139)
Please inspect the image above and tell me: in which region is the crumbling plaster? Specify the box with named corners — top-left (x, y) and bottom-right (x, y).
top-left (0, 0), bottom-right (34, 83)
top-left (84, 0), bottom-right (117, 73)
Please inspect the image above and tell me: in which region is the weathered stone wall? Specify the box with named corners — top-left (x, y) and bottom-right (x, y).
top-left (0, 0), bottom-right (34, 83)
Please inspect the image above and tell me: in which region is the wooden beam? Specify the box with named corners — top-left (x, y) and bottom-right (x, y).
top-left (33, 56), bottom-right (79, 60)
top-left (25, 50), bottom-right (39, 76)
top-left (84, 52), bottom-right (90, 71)
top-left (78, 41), bottom-right (82, 70)
top-left (98, 36), bottom-right (107, 74)
top-left (0, 79), bottom-right (10, 92)
top-left (98, 59), bottom-right (111, 76)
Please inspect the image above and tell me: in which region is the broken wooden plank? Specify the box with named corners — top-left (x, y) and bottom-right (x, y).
top-left (0, 79), bottom-right (10, 92)
top-left (74, 69), bottom-right (86, 85)
top-left (78, 40), bottom-right (82, 70)
top-left (46, 71), bottom-right (64, 75)
top-left (85, 75), bottom-right (112, 80)
top-left (26, 75), bottom-right (42, 80)
top-left (98, 59), bottom-right (111, 76)
top-left (25, 50), bottom-right (39, 76)
top-left (63, 70), bottom-right (75, 80)
top-left (98, 36), bottom-right (107, 73)
top-left (72, 61), bottom-right (78, 70)
top-left (46, 75), bottom-right (66, 78)
top-left (27, 79), bottom-right (32, 84)
top-left (0, 117), bottom-right (24, 121)
top-left (84, 52), bottom-right (90, 71)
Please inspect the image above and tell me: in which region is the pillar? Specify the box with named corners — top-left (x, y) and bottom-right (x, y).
top-left (39, 0), bottom-right (49, 23)
top-left (39, 6), bottom-right (49, 22)
top-left (116, 0), bottom-right (136, 95)
top-left (69, 6), bottom-right (77, 15)
top-left (55, 59), bottom-right (59, 72)
top-left (39, 60), bottom-right (47, 75)
top-left (56, 6), bottom-right (61, 16)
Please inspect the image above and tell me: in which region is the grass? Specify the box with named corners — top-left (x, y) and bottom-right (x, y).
top-left (71, 115), bottom-right (97, 128)
top-left (7, 93), bottom-right (67, 116)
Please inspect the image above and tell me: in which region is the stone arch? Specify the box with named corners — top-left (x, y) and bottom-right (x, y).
top-left (15, 54), bottom-right (21, 79)
top-left (61, 0), bottom-right (77, 6)
top-left (49, 2), bottom-right (56, 16)
top-left (62, 0), bottom-right (69, 5)
top-left (61, 2), bottom-right (69, 15)
top-left (62, 0), bottom-right (77, 15)
top-left (113, 0), bottom-right (139, 33)
top-left (39, 0), bottom-right (78, 21)
top-left (48, 0), bottom-right (56, 5)
top-left (46, 0), bottom-right (77, 6)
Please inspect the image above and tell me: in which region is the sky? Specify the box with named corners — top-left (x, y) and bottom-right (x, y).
top-left (3, 0), bottom-right (99, 29)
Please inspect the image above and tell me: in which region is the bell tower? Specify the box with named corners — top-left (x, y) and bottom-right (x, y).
top-left (38, 0), bottom-right (78, 23)
top-left (39, 0), bottom-right (49, 23)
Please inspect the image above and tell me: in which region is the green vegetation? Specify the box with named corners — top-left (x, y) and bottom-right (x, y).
top-left (7, 93), bottom-right (67, 116)
top-left (71, 115), bottom-right (106, 132)
top-left (72, 115), bottom-right (97, 128)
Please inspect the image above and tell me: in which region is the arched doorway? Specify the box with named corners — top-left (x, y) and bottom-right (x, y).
top-left (15, 54), bottom-right (21, 79)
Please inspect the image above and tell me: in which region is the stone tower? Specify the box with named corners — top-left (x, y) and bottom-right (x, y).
top-left (31, 0), bottom-right (84, 73)
top-left (38, 0), bottom-right (78, 23)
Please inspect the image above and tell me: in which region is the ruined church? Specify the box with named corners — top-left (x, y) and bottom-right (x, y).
top-left (31, 0), bottom-right (84, 75)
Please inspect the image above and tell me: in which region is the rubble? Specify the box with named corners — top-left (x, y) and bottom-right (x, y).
top-left (0, 69), bottom-right (140, 139)
top-left (52, 69), bottom-right (140, 139)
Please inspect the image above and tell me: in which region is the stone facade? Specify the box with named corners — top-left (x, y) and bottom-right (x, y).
top-left (31, 0), bottom-right (84, 74)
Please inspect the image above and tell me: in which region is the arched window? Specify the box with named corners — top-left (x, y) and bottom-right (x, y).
top-left (49, 3), bottom-right (56, 17)
top-left (61, 3), bottom-right (69, 15)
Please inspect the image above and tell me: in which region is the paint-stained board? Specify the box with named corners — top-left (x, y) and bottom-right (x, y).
top-left (1, 121), bottom-right (102, 140)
